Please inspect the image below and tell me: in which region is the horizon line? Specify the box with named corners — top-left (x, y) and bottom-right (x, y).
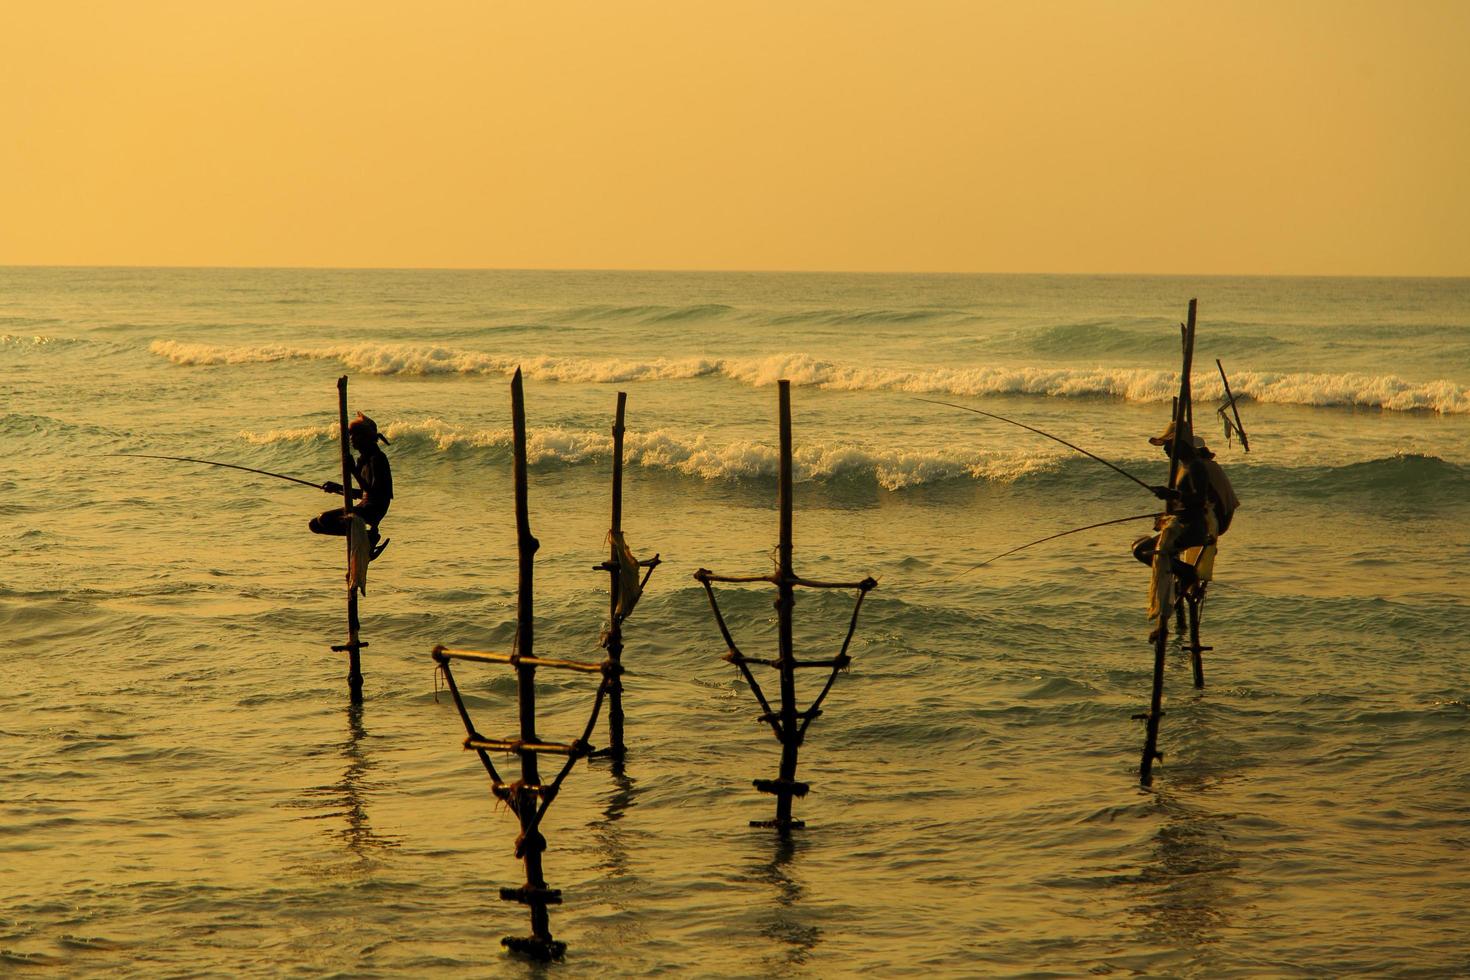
top-left (1, 261), bottom-right (1467, 281)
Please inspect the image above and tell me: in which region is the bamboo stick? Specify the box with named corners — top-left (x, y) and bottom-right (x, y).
top-left (433, 646), bottom-right (609, 674)
top-left (605, 392), bottom-right (628, 758)
top-left (465, 736), bottom-right (592, 757)
top-left (337, 376), bottom-right (363, 704)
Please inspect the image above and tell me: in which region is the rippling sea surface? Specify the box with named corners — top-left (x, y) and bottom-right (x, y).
top-left (3, 268), bottom-right (1468, 977)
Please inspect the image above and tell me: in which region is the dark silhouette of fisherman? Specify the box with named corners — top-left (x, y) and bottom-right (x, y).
top-left (1134, 421), bottom-right (1238, 639)
top-left (311, 412), bottom-right (393, 560)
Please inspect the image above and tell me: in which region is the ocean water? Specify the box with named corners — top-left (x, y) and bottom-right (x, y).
top-left (3, 267), bottom-right (1468, 977)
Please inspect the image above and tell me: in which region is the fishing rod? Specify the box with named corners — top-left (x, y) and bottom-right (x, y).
top-left (107, 453), bottom-right (332, 492)
top-left (953, 512), bottom-right (1161, 579)
top-left (913, 397), bottom-right (1158, 495)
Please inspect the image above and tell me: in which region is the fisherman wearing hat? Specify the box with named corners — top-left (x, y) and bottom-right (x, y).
top-left (311, 412), bottom-right (393, 560)
top-left (1137, 420), bottom-right (1219, 640)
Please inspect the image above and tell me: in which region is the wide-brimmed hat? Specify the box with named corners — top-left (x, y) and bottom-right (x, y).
top-left (348, 412), bottom-right (391, 445)
top-left (1148, 421), bottom-right (1178, 446)
top-left (1148, 420), bottom-right (1207, 451)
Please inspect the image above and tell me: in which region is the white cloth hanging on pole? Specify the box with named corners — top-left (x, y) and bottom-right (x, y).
top-left (608, 530), bottom-right (642, 619)
top-left (348, 515), bottom-right (371, 596)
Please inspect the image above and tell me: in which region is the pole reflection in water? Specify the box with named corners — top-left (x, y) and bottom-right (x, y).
top-left (589, 762), bottom-right (639, 879)
top-left (753, 835), bottom-right (821, 972)
top-left (282, 704), bottom-right (402, 870)
top-left (1128, 790), bottom-right (1239, 956)
top-left (1127, 703), bottom-right (1241, 967)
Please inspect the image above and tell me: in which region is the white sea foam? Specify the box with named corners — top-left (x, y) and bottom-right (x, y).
top-left (151, 339), bottom-right (719, 383)
top-left (2, 334), bottom-right (80, 348)
top-left (237, 419), bottom-right (1062, 490)
top-left (162, 340), bottom-right (1470, 413)
top-left (149, 340), bottom-right (305, 365)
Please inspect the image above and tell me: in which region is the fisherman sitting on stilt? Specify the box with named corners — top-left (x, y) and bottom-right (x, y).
top-left (311, 412), bottom-right (393, 560)
top-left (1137, 421), bottom-right (1214, 642)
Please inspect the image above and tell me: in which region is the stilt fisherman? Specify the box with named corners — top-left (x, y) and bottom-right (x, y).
top-left (1136, 422), bottom-right (1239, 638)
top-left (311, 412), bottom-right (393, 560)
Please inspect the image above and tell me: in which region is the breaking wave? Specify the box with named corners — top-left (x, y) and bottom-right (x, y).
top-left (153, 341), bottom-right (1470, 414)
top-left (150, 340), bottom-right (719, 383)
top-left (239, 420), bottom-right (1064, 491)
top-left (239, 419), bottom-right (1470, 500)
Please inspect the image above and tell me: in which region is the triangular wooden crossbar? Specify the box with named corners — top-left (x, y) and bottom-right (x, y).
top-left (590, 391), bottom-right (660, 760)
top-left (693, 380), bottom-right (877, 832)
top-left (428, 369), bottom-right (628, 961)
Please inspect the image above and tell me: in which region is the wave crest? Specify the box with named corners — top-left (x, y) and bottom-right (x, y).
top-left (238, 421), bottom-right (1063, 490)
top-left (155, 341), bottom-right (1470, 414)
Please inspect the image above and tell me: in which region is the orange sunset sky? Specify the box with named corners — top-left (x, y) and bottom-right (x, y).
top-left (2, 1), bottom-right (1466, 276)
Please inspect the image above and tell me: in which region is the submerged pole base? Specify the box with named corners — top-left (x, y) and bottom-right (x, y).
top-left (501, 936), bottom-right (566, 961)
top-left (750, 817), bottom-right (806, 830)
top-left (589, 745), bottom-right (627, 761)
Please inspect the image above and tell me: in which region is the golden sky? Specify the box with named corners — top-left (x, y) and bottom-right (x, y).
top-left (2, 1), bottom-right (1466, 275)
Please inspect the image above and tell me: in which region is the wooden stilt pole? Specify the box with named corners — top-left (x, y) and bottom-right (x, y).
top-left (590, 393), bottom-right (660, 762)
top-left (430, 371), bottom-right (633, 961)
top-left (604, 393), bottom-right (629, 758)
top-left (773, 381), bottom-right (800, 831)
top-left (1187, 589), bottom-right (1206, 689)
top-left (1139, 625), bottom-right (1168, 783)
top-left (1140, 299), bottom-right (1197, 785)
top-left (694, 380), bottom-right (876, 831)
top-left (504, 367), bottom-right (561, 958)
top-left (336, 375), bottom-right (364, 704)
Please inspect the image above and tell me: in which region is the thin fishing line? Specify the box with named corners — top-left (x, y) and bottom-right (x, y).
top-left (952, 512), bottom-right (1161, 580)
top-left (913, 397), bottom-right (1156, 493)
top-left (106, 453), bottom-right (327, 491)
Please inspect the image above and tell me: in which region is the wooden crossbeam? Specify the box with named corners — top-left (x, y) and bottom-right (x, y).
top-left (465, 736), bottom-right (592, 757)
top-left (433, 645), bottom-right (609, 675)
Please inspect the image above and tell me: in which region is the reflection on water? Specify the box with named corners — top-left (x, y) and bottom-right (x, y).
top-left (1127, 705), bottom-right (1239, 966)
top-left (1129, 792), bottom-right (1239, 956)
top-left (754, 835), bottom-right (821, 973)
top-left (589, 761), bottom-right (638, 879)
top-left (279, 704), bottom-right (402, 870)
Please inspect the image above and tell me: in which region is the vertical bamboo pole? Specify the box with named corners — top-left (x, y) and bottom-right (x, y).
top-left (509, 368), bottom-right (552, 945)
top-left (338, 376), bottom-right (363, 704)
top-left (1141, 299), bottom-right (1196, 785)
top-left (1188, 593), bottom-right (1205, 688)
top-left (773, 380), bottom-right (800, 828)
top-left (1140, 617), bottom-right (1168, 784)
top-left (604, 391), bottom-right (628, 758)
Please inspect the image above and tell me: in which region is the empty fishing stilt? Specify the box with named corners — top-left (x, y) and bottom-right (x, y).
top-left (592, 392), bottom-right (660, 761)
top-left (430, 369), bottom-right (626, 961)
top-left (329, 375), bottom-right (367, 704)
top-left (694, 380), bottom-right (876, 832)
